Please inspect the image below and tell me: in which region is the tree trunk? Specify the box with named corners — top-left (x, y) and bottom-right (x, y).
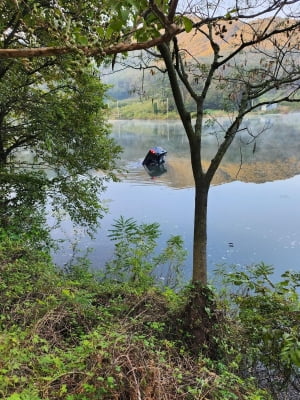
top-left (157, 42), bottom-right (211, 285)
top-left (192, 182), bottom-right (209, 284)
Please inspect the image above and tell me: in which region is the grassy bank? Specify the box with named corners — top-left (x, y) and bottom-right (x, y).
top-left (107, 98), bottom-right (179, 120)
top-left (107, 98), bottom-right (300, 120)
top-left (1, 226), bottom-right (299, 399)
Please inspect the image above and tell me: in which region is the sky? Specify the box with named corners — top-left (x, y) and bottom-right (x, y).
top-left (178, 0), bottom-right (300, 18)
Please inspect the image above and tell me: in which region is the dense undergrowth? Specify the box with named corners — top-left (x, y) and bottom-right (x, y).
top-left (1, 223), bottom-right (299, 400)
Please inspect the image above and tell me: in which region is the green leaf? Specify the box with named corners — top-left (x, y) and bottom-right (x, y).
top-left (7, 395), bottom-right (22, 400)
top-left (290, 347), bottom-right (300, 367)
top-left (182, 16), bottom-right (193, 33)
top-left (109, 18), bottom-right (124, 32)
top-left (75, 34), bottom-right (89, 46)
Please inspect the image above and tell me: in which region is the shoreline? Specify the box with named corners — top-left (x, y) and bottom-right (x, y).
top-left (108, 109), bottom-right (300, 123)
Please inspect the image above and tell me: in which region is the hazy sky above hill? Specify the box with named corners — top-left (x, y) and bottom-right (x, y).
top-left (178, 0), bottom-right (300, 18)
top-left (179, 0), bottom-right (235, 15)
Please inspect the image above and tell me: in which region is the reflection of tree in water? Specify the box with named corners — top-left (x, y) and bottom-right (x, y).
top-left (111, 116), bottom-right (300, 187)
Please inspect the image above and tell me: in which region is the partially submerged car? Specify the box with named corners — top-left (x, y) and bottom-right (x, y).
top-left (142, 146), bottom-right (167, 166)
top-left (143, 163), bottom-right (167, 178)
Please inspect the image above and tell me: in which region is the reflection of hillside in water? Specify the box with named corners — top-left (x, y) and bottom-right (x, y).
top-left (122, 157), bottom-right (300, 189)
top-left (112, 114), bottom-right (300, 189)
top-left (167, 157), bottom-right (300, 188)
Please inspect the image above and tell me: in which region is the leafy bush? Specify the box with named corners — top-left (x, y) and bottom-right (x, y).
top-left (217, 263), bottom-right (300, 398)
top-left (103, 216), bottom-right (186, 290)
top-left (0, 228), bottom-right (273, 399)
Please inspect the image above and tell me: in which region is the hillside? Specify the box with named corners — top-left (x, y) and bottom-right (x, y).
top-left (102, 17), bottom-right (300, 104)
top-left (177, 17), bottom-right (298, 58)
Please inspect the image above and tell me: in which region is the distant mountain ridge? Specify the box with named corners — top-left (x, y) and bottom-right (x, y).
top-left (177, 17), bottom-right (299, 59)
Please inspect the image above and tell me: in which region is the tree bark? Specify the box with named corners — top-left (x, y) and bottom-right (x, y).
top-left (193, 181), bottom-right (209, 284)
top-left (158, 42), bottom-right (210, 284)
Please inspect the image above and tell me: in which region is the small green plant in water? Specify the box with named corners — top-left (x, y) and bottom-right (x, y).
top-left (103, 216), bottom-right (186, 289)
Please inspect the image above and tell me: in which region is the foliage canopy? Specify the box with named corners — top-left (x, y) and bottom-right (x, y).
top-left (0, 62), bottom-right (121, 240)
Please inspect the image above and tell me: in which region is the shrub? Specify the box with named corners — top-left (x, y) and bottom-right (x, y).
top-left (0, 230), bottom-right (272, 399)
top-left (216, 263), bottom-right (300, 398)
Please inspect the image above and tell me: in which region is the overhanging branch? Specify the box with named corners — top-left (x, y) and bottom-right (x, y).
top-left (0, 28), bottom-right (181, 60)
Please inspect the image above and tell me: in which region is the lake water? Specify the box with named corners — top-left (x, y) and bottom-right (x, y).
top-left (53, 115), bottom-right (300, 281)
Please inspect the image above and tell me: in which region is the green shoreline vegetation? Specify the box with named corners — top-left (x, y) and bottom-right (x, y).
top-left (1, 218), bottom-right (299, 400)
top-left (107, 98), bottom-right (300, 120)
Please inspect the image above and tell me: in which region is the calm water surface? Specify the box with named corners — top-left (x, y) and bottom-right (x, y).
top-left (53, 115), bottom-right (300, 280)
